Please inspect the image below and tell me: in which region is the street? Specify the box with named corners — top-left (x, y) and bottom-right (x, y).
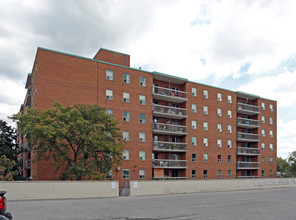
top-left (8, 188), bottom-right (296, 220)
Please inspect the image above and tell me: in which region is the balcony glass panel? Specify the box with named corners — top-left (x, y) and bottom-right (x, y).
top-left (153, 141), bottom-right (187, 152)
top-left (237, 103), bottom-right (260, 115)
top-left (153, 104), bottom-right (187, 119)
top-left (237, 147), bottom-right (260, 155)
top-left (237, 117), bottom-right (260, 128)
top-left (236, 161), bottom-right (260, 169)
top-left (153, 86), bottom-right (187, 103)
top-left (237, 132), bottom-right (260, 142)
top-left (152, 159), bottom-right (187, 168)
top-left (153, 123), bottom-right (187, 135)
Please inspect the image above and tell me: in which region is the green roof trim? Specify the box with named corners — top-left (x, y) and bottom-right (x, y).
top-left (28, 73), bottom-right (31, 76)
top-left (153, 71), bottom-right (188, 81)
top-left (37, 47), bottom-right (152, 74)
top-left (236, 91), bottom-right (260, 98)
top-left (99, 48), bottom-right (130, 56)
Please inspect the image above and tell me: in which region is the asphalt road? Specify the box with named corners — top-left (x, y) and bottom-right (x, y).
top-left (8, 188), bottom-right (296, 220)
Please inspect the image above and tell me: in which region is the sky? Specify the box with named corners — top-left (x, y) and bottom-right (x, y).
top-left (0, 0), bottom-right (295, 159)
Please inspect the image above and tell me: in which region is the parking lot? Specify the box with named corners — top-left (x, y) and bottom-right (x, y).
top-left (8, 187), bottom-right (296, 220)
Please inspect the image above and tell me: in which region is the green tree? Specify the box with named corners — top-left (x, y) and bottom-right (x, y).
top-left (11, 102), bottom-right (124, 180)
top-left (277, 157), bottom-right (291, 177)
top-left (0, 120), bottom-right (18, 160)
top-left (288, 151), bottom-right (296, 177)
top-left (0, 155), bottom-right (18, 181)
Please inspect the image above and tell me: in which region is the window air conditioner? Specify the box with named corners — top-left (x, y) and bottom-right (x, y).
top-left (140, 138), bottom-right (144, 142)
top-left (140, 100), bottom-right (145, 105)
top-left (139, 157), bottom-right (144, 160)
top-left (106, 76), bottom-right (111, 80)
top-left (123, 156), bottom-right (127, 160)
top-left (124, 79), bottom-right (127, 83)
top-left (106, 96), bottom-right (112, 100)
top-left (140, 82), bottom-right (144, 86)
top-left (140, 119), bottom-right (144, 123)
top-left (204, 143), bottom-right (207, 146)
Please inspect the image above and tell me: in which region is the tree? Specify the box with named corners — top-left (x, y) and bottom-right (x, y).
top-left (288, 151), bottom-right (296, 177)
top-left (277, 157), bottom-right (291, 177)
top-left (0, 155), bottom-right (18, 181)
top-left (11, 102), bottom-right (124, 180)
top-left (0, 120), bottom-right (17, 160)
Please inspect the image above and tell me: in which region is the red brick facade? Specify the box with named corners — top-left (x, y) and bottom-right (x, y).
top-left (21, 47), bottom-right (277, 184)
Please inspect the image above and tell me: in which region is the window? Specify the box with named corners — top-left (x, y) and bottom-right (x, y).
top-left (192, 104), bottom-right (197, 113)
top-left (203, 138), bottom-right (208, 147)
top-left (270, 104), bottom-right (273, 112)
top-left (107, 169), bottom-right (112, 179)
top-left (106, 69), bottom-right (113, 80)
top-left (261, 116), bottom-right (265, 123)
top-left (123, 169), bottom-right (129, 179)
top-left (262, 156), bottom-right (265, 164)
top-left (192, 120), bottom-right (197, 129)
top-left (192, 170), bottom-right (197, 178)
top-left (139, 151), bottom-right (145, 161)
top-left (217, 139), bottom-right (222, 148)
top-left (139, 132), bottom-right (146, 142)
top-left (123, 73), bottom-right (130, 83)
top-left (203, 90), bottom-right (208, 99)
top-left (123, 92), bottom-right (130, 103)
top-left (139, 95), bottom-right (146, 105)
top-left (262, 170), bottom-right (265, 177)
top-left (227, 125), bottom-right (232, 133)
top-left (270, 170), bottom-right (273, 177)
top-left (192, 87), bottom-right (197, 96)
top-left (203, 170), bottom-right (208, 178)
top-left (262, 102), bottom-right (265, 110)
top-left (217, 108), bottom-right (222, 117)
top-left (106, 89), bottom-right (113, 100)
top-left (217, 170), bottom-right (222, 178)
top-left (270, 130), bottom-right (273, 138)
top-left (270, 144), bottom-right (273, 151)
top-left (270, 157), bottom-right (273, 164)
top-left (123, 131), bottom-right (130, 141)
top-left (123, 111), bottom-right (130, 122)
top-left (217, 155), bottom-right (222, 163)
top-left (106, 109), bottom-right (113, 115)
top-left (203, 154), bottom-right (208, 163)
top-left (139, 169), bottom-right (146, 179)
top-left (227, 110), bottom-right (232, 118)
top-left (192, 153), bottom-right (197, 162)
top-left (139, 113), bottom-right (146, 123)
top-left (203, 122), bottom-right (208, 131)
top-left (123, 150), bottom-right (129, 160)
top-left (192, 137), bottom-right (197, 146)
top-left (270, 117), bottom-right (273, 125)
top-left (217, 124), bottom-right (222, 132)
top-left (227, 95), bottom-right (232, 103)
top-left (139, 76), bottom-right (146, 86)
top-left (262, 129), bottom-right (265, 137)
top-left (217, 93), bottom-right (222, 101)
top-left (228, 155), bottom-right (232, 163)
top-left (262, 143), bottom-right (265, 150)
top-left (228, 170), bottom-right (232, 178)
top-left (228, 140), bottom-right (232, 148)
top-left (203, 106), bottom-right (208, 115)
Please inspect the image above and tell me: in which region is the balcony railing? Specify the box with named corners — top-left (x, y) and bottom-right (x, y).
top-left (153, 104), bottom-right (187, 119)
top-left (152, 159), bottom-right (187, 168)
top-left (153, 86), bottom-right (187, 103)
top-left (237, 117), bottom-right (260, 128)
top-left (237, 147), bottom-right (260, 156)
top-left (236, 161), bottom-right (260, 169)
top-left (153, 141), bottom-right (187, 152)
top-left (237, 132), bottom-right (260, 142)
top-left (153, 177), bottom-right (187, 180)
top-left (153, 123), bottom-right (188, 136)
top-left (237, 103), bottom-right (260, 115)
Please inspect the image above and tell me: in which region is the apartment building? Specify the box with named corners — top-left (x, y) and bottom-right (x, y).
top-left (20, 47), bottom-right (277, 184)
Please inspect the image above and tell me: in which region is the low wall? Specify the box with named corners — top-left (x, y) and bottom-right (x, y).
top-left (129, 178), bottom-right (296, 196)
top-left (0, 181), bottom-right (119, 200)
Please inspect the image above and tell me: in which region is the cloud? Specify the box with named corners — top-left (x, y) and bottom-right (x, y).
top-left (278, 119), bottom-right (296, 158)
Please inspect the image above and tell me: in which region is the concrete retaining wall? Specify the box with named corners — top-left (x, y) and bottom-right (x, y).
top-left (130, 178), bottom-right (296, 196)
top-left (0, 181), bottom-right (119, 200)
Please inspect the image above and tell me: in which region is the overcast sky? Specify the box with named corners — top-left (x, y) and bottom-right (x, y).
top-left (0, 0), bottom-right (295, 158)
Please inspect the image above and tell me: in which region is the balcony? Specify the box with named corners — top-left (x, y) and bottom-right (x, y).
top-left (152, 86), bottom-right (187, 103)
top-left (153, 177), bottom-right (187, 180)
top-left (24, 160), bottom-right (31, 170)
top-left (24, 88), bottom-right (31, 107)
top-left (153, 104), bottom-right (187, 119)
top-left (153, 141), bottom-right (187, 152)
top-left (236, 161), bottom-right (260, 169)
top-left (237, 103), bottom-right (260, 115)
top-left (237, 147), bottom-right (260, 156)
top-left (153, 123), bottom-right (188, 136)
top-left (152, 159), bottom-right (187, 169)
top-left (237, 117), bottom-right (260, 129)
top-left (237, 176), bottom-right (260, 179)
top-left (237, 132), bottom-right (260, 142)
